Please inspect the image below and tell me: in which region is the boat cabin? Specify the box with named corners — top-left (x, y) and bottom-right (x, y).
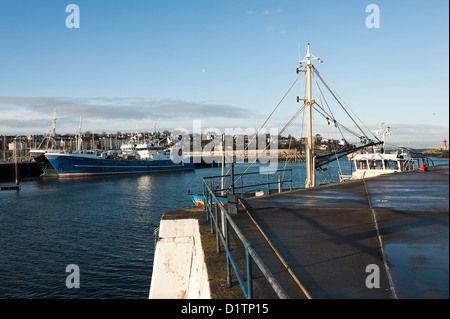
top-left (342, 152), bottom-right (414, 181)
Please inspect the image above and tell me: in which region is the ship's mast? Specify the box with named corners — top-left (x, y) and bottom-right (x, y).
top-left (51, 108), bottom-right (57, 148)
top-left (375, 122), bottom-right (392, 153)
top-left (45, 108), bottom-right (57, 150)
top-left (77, 116), bottom-right (83, 153)
top-left (298, 43), bottom-right (323, 188)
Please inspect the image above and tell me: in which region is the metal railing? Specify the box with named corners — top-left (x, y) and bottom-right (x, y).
top-left (203, 169), bottom-right (293, 196)
top-left (202, 180), bottom-right (289, 299)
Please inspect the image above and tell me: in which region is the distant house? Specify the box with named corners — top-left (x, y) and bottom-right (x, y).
top-left (8, 141), bottom-right (27, 151)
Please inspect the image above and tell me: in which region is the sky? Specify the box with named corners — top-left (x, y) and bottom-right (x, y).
top-left (0, 0), bottom-right (448, 148)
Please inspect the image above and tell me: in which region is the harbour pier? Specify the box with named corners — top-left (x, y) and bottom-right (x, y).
top-left (0, 161), bottom-right (42, 181)
top-left (150, 164), bottom-right (449, 299)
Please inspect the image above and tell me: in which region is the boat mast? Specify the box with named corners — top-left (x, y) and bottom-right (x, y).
top-left (77, 116), bottom-right (83, 153)
top-left (305, 44), bottom-right (315, 188)
top-left (299, 43), bottom-right (323, 188)
top-left (51, 108), bottom-right (57, 149)
top-left (375, 122), bottom-right (391, 154)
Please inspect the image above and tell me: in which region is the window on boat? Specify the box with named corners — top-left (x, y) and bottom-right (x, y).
top-left (356, 160), bottom-right (368, 170)
top-left (384, 160), bottom-right (399, 170)
top-left (369, 160), bottom-right (384, 170)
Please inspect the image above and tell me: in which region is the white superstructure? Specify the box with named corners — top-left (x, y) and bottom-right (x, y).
top-left (341, 151), bottom-right (414, 181)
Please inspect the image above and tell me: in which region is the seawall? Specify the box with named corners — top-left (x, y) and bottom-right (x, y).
top-left (149, 208), bottom-right (210, 299)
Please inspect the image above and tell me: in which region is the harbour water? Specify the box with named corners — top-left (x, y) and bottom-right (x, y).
top-left (0, 158), bottom-right (448, 299)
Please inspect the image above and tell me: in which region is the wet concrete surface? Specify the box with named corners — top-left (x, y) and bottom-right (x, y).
top-left (231, 164), bottom-right (449, 299)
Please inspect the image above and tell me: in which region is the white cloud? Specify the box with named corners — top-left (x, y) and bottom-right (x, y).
top-left (1, 97), bottom-right (446, 148)
top-left (0, 96), bottom-right (258, 134)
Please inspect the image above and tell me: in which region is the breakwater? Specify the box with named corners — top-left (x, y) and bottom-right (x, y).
top-left (421, 148), bottom-right (449, 158)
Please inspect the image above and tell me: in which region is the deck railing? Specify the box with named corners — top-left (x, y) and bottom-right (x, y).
top-left (202, 180), bottom-right (289, 299)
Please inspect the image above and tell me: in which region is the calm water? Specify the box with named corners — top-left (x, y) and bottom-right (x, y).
top-left (0, 159), bottom-right (447, 299)
top-left (0, 162), bottom-right (305, 299)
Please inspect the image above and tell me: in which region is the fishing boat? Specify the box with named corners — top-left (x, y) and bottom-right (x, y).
top-left (188, 192), bottom-right (227, 206)
top-left (39, 116), bottom-right (193, 178)
top-left (31, 109), bottom-right (65, 176)
top-left (342, 151), bottom-right (412, 181)
top-left (44, 147), bottom-right (193, 178)
top-left (340, 125), bottom-right (432, 181)
top-left (293, 44), bottom-right (434, 185)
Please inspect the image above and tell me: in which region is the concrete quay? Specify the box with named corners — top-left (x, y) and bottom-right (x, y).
top-left (150, 164), bottom-right (449, 299)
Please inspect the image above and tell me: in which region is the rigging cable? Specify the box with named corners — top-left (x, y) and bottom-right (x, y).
top-left (234, 73), bottom-right (304, 184)
top-left (312, 71), bottom-right (345, 181)
top-left (313, 67), bottom-right (380, 143)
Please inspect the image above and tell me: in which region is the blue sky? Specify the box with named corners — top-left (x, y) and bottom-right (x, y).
top-left (0, 0), bottom-right (448, 147)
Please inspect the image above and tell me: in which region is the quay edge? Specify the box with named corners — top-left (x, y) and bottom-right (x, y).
top-left (149, 164), bottom-right (449, 299)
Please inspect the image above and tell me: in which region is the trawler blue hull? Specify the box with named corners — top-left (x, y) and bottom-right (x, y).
top-left (44, 153), bottom-right (194, 178)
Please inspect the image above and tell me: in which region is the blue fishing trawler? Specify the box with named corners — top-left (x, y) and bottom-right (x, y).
top-left (43, 143), bottom-right (193, 178)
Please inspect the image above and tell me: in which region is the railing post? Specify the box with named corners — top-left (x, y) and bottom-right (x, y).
top-left (208, 192), bottom-right (214, 234)
top-left (246, 247), bottom-right (253, 299)
top-left (225, 216), bottom-right (232, 287)
top-left (290, 169), bottom-right (293, 191)
top-left (228, 162), bottom-right (239, 214)
top-left (202, 181), bottom-right (206, 211)
top-left (278, 176), bottom-right (282, 193)
top-left (215, 201), bottom-right (220, 254)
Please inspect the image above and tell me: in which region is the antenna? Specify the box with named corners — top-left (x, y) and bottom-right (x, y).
top-left (298, 43), bottom-right (324, 66)
top-left (297, 43), bottom-right (303, 73)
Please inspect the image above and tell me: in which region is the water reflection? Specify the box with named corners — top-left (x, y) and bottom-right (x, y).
top-left (137, 175), bottom-right (151, 190)
top-left (385, 243), bottom-right (449, 298)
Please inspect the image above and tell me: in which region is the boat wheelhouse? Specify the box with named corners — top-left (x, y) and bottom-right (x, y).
top-left (341, 151), bottom-right (414, 181)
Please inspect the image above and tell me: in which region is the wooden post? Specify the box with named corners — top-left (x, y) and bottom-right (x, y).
top-left (14, 138), bottom-right (19, 185)
top-left (3, 135), bottom-right (5, 162)
top-left (15, 158), bottom-right (19, 185)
